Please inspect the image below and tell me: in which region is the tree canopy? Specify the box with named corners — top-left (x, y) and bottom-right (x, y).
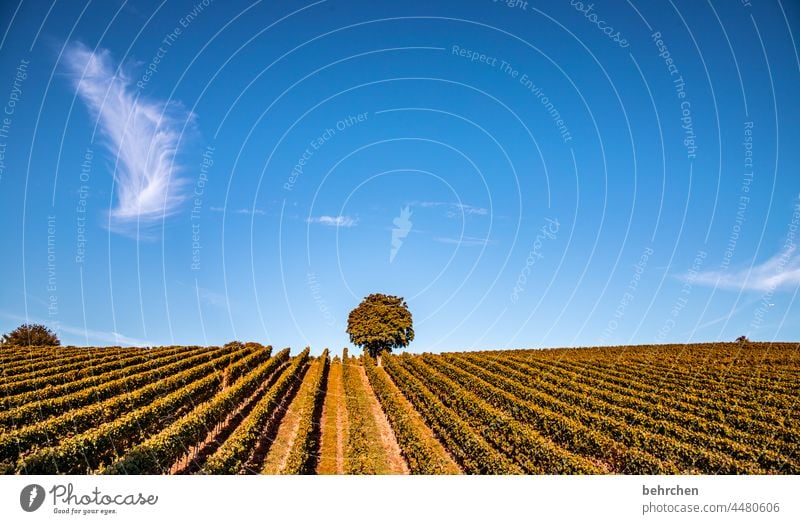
top-left (346, 294), bottom-right (414, 358)
top-left (2, 323), bottom-right (60, 347)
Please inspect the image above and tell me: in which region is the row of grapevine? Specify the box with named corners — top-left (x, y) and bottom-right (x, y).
top-left (3, 345), bottom-right (216, 410)
top-left (281, 350), bottom-right (330, 474)
top-left (362, 355), bottom-right (459, 474)
top-left (1, 346), bottom-right (143, 384)
top-left (223, 345), bottom-right (274, 385)
top-left (438, 354), bottom-right (762, 474)
top-left (590, 342), bottom-right (799, 367)
top-left (17, 369), bottom-right (225, 473)
top-left (1, 342), bottom-right (795, 476)
top-left (316, 357), bottom-right (343, 474)
top-left (523, 355), bottom-right (779, 414)
top-left (102, 348), bottom-right (292, 474)
top-left (503, 354), bottom-right (799, 445)
top-left (0, 344), bottom-right (266, 466)
top-left (507, 353), bottom-right (772, 423)
top-left (579, 357), bottom-right (798, 411)
top-left (511, 343), bottom-right (799, 395)
top-left (1, 345), bottom-right (240, 428)
top-left (606, 355), bottom-right (798, 391)
top-left (518, 342), bottom-right (797, 366)
top-left (553, 355), bottom-right (797, 411)
top-left (2, 345), bottom-right (203, 399)
top-left (341, 357), bottom-right (389, 474)
top-left (382, 355), bottom-right (522, 474)
top-left (0, 345), bottom-right (143, 370)
top-left (202, 349), bottom-right (310, 474)
top-left (400, 356), bottom-right (606, 474)
top-left (479, 354), bottom-right (798, 469)
top-left (418, 355), bottom-right (677, 474)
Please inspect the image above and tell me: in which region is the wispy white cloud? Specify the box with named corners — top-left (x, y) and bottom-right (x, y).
top-left (684, 297), bottom-right (762, 333)
top-left (62, 324), bottom-right (152, 347)
top-left (209, 206), bottom-right (265, 216)
top-left (307, 215), bottom-right (358, 228)
top-left (64, 42), bottom-right (192, 229)
top-left (196, 286), bottom-right (228, 308)
top-left (688, 247), bottom-right (800, 292)
top-left (1, 311), bottom-right (151, 347)
top-left (456, 203), bottom-right (489, 216)
top-left (434, 235), bottom-right (492, 247)
top-left (415, 201), bottom-right (489, 217)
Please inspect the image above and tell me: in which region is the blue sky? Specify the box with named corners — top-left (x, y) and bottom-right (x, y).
top-left (0, 0), bottom-right (798, 354)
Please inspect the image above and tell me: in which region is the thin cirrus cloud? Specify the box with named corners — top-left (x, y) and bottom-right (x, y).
top-left (209, 206), bottom-right (266, 216)
top-left (688, 247), bottom-right (800, 292)
top-left (0, 312), bottom-right (151, 347)
top-left (63, 42), bottom-right (192, 229)
top-left (307, 215), bottom-right (358, 228)
top-left (434, 235), bottom-right (493, 247)
top-left (415, 201), bottom-right (489, 217)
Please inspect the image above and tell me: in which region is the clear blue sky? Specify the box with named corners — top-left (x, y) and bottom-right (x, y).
top-left (1, 0), bottom-right (798, 354)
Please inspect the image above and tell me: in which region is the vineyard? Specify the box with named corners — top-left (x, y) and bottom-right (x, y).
top-left (0, 342), bottom-right (797, 474)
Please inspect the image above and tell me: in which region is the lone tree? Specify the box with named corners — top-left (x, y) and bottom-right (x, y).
top-left (2, 323), bottom-right (60, 347)
top-left (347, 294), bottom-right (414, 358)
top-left (735, 335), bottom-right (750, 344)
